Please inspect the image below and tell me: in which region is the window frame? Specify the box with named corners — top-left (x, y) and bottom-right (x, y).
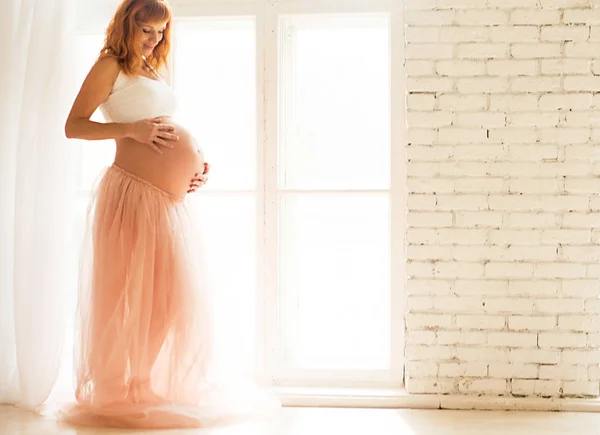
top-left (77, 0), bottom-right (406, 395)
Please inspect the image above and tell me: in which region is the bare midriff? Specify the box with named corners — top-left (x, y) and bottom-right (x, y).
top-left (113, 117), bottom-right (204, 199)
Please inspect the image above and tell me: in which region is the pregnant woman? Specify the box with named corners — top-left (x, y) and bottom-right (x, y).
top-left (60, 0), bottom-right (278, 429)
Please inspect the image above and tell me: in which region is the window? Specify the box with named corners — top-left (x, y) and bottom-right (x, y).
top-left (69, 0), bottom-right (404, 401)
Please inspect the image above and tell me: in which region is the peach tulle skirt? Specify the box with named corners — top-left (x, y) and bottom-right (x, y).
top-left (59, 165), bottom-right (279, 429)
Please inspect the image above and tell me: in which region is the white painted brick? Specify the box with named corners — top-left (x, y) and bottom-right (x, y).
top-left (585, 299), bottom-right (600, 314)
top-left (534, 380), bottom-right (562, 397)
top-left (488, 127), bottom-right (537, 143)
top-left (406, 377), bottom-right (457, 394)
top-left (509, 280), bottom-right (560, 297)
top-left (509, 315), bottom-right (557, 331)
top-left (510, 349), bottom-right (560, 364)
top-left (539, 364), bottom-right (588, 381)
top-left (536, 298), bottom-right (585, 314)
top-left (405, 10), bottom-right (455, 26)
top-left (540, 59), bottom-right (591, 75)
top-left (511, 379), bottom-right (535, 396)
top-left (455, 280), bottom-right (509, 296)
top-left (489, 363), bottom-right (538, 379)
top-left (562, 280), bottom-right (600, 298)
top-left (562, 350), bottom-right (600, 364)
top-left (438, 94), bottom-right (488, 111)
top-left (561, 246), bottom-right (600, 263)
top-left (408, 245), bottom-right (453, 261)
top-left (435, 262), bottom-right (485, 279)
top-left (407, 93), bottom-right (436, 111)
top-left (407, 212), bottom-right (453, 228)
top-left (511, 43), bottom-right (561, 59)
top-left (540, 0), bottom-right (590, 7)
top-left (407, 77), bottom-right (454, 92)
top-left (541, 229), bottom-right (591, 244)
top-left (406, 331), bottom-right (437, 346)
top-left (456, 10), bottom-right (509, 25)
top-left (488, 332), bottom-right (538, 348)
top-left (407, 279), bottom-right (452, 296)
top-left (439, 363), bottom-right (488, 377)
top-left (457, 347), bottom-right (510, 362)
top-left (508, 112), bottom-right (560, 126)
top-left (405, 60), bottom-right (436, 76)
top-left (566, 42), bottom-right (600, 59)
top-left (437, 331), bottom-right (487, 345)
top-left (564, 76), bottom-right (600, 91)
top-left (488, 229), bottom-right (542, 245)
top-left (458, 378), bottom-right (507, 395)
top-left (433, 296), bottom-right (484, 313)
top-left (508, 178), bottom-right (563, 194)
top-left (538, 127), bottom-right (590, 144)
top-left (485, 262), bottom-right (535, 278)
top-left (456, 315), bottom-right (506, 330)
top-left (507, 145), bottom-right (559, 161)
top-left (437, 0), bottom-right (487, 8)
top-left (454, 177), bottom-right (505, 193)
top-left (406, 43), bottom-right (454, 60)
top-left (456, 43), bottom-right (508, 59)
top-left (406, 345), bottom-right (454, 361)
top-left (511, 77), bottom-right (561, 93)
top-left (489, 0), bottom-right (540, 6)
top-left (541, 25), bottom-right (590, 41)
top-left (538, 332), bottom-right (587, 349)
top-left (505, 212), bottom-right (558, 228)
top-left (407, 295), bottom-right (435, 311)
top-left (437, 128), bottom-right (489, 144)
top-left (563, 213), bottom-right (600, 228)
top-left (407, 112), bottom-right (453, 128)
top-left (490, 26), bottom-right (539, 42)
top-left (489, 94), bottom-right (538, 111)
top-left (511, 9), bottom-right (561, 25)
top-left (407, 314), bottom-right (453, 330)
top-left (536, 264), bottom-right (588, 279)
top-left (405, 26), bottom-right (440, 43)
top-left (485, 298), bottom-right (536, 313)
top-left (455, 112), bottom-right (506, 127)
top-left (558, 315), bottom-right (600, 332)
top-left (407, 261), bottom-right (435, 278)
top-left (564, 9), bottom-right (600, 25)
top-left (407, 128), bottom-right (437, 145)
top-left (455, 211), bottom-right (503, 228)
top-left (436, 195), bottom-right (489, 211)
top-left (404, 0), bottom-right (436, 9)
top-left (405, 361), bottom-right (438, 378)
top-left (456, 77), bottom-right (508, 93)
top-left (436, 60), bottom-right (486, 77)
top-left (562, 381), bottom-right (600, 397)
top-left (564, 111), bottom-right (600, 127)
top-left (488, 60), bottom-right (537, 76)
top-left (440, 26), bottom-right (489, 42)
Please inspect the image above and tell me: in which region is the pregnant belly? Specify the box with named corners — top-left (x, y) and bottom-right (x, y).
top-left (113, 118), bottom-right (204, 199)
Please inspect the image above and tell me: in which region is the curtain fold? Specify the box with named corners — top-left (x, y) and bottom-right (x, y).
top-left (0, 0), bottom-right (77, 410)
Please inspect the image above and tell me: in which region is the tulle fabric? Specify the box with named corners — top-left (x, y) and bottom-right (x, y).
top-left (59, 164), bottom-right (279, 429)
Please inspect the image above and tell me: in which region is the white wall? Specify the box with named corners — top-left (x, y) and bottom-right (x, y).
top-left (405, 0), bottom-right (600, 398)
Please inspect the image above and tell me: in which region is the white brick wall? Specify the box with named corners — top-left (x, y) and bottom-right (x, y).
top-left (405, 0), bottom-right (600, 398)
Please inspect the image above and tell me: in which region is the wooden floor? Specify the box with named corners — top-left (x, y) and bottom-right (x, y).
top-left (1, 405), bottom-right (599, 435)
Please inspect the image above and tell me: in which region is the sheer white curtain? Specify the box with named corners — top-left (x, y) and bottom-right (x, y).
top-left (0, 0), bottom-right (77, 410)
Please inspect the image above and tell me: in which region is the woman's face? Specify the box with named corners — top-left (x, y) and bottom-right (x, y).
top-left (139, 21), bottom-right (168, 57)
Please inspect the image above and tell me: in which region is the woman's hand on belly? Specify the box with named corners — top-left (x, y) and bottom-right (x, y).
top-left (188, 162), bottom-right (211, 194)
top-left (127, 117), bottom-right (179, 154)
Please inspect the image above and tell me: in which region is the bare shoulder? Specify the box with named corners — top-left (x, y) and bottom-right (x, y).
top-left (90, 54), bottom-right (121, 81)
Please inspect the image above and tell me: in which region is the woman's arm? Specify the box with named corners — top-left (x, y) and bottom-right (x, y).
top-left (64, 55), bottom-right (132, 141)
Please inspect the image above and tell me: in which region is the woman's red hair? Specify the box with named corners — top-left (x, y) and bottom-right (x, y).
top-left (99, 0), bottom-right (172, 75)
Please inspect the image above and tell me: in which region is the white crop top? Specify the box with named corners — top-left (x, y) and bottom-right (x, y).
top-left (99, 70), bottom-right (177, 123)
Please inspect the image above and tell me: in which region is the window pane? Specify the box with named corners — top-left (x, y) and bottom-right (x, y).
top-left (279, 194), bottom-right (390, 370)
top-left (173, 18), bottom-right (256, 191)
top-left (279, 15), bottom-right (391, 190)
top-left (188, 195), bottom-right (257, 374)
